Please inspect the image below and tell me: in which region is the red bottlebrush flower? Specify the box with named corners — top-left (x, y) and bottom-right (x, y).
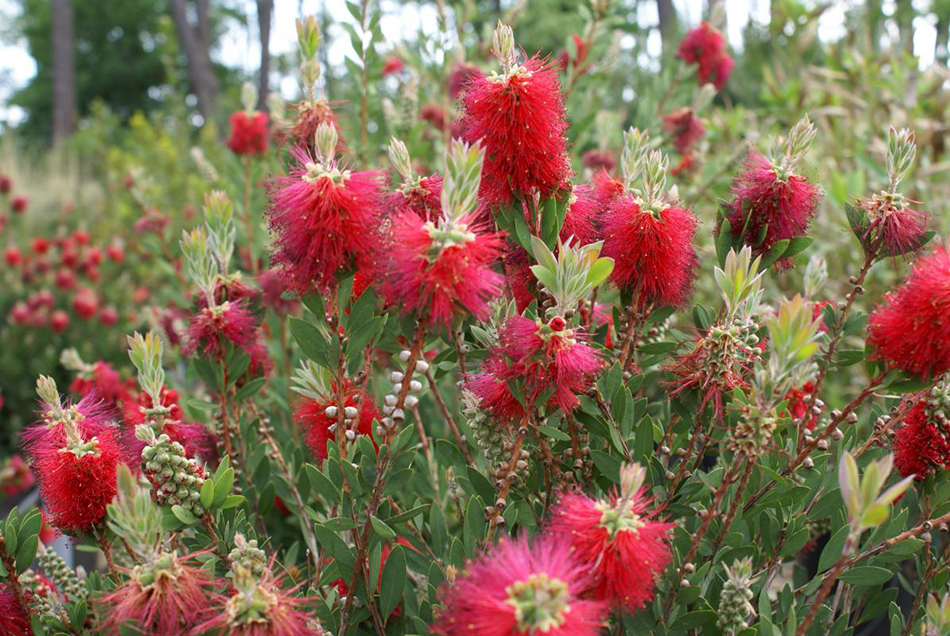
top-left (73, 230), bottom-right (90, 245)
top-left (10, 302), bottom-right (30, 325)
top-left (855, 193), bottom-right (928, 258)
top-left (70, 361), bottom-right (132, 409)
top-left (258, 269), bottom-right (299, 315)
top-left (0, 583), bottom-right (32, 635)
top-left (31, 422), bottom-right (122, 533)
top-left (468, 315), bottom-right (604, 418)
top-left (84, 246), bottom-right (103, 267)
top-left (591, 169), bottom-right (624, 210)
top-left (868, 246), bottom-right (950, 378)
top-left (421, 104), bottom-right (447, 131)
top-left (287, 100), bottom-right (344, 152)
top-left (431, 534), bottom-right (607, 636)
top-left (382, 55), bottom-right (404, 76)
top-left (194, 566), bottom-right (321, 636)
top-left (390, 174), bottom-right (443, 222)
top-left (71, 288), bottom-right (98, 320)
top-left (549, 488), bottom-right (673, 611)
top-left (0, 174), bottom-right (11, 194)
top-left (459, 56), bottom-right (570, 207)
top-left (294, 389), bottom-right (380, 464)
top-left (0, 455), bottom-right (35, 497)
top-left (582, 149), bottom-right (616, 174)
top-left (99, 306), bottom-right (119, 326)
top-left (50, 310), bottom-right (69, 333)
top-left (32, 237), bottom-right (50, 254)
top-left (677, 22), bottom-right (733, 90)
top-left (726, 151), bottom-right (820, 264)
top-left (601, 195), bottom-right (697, 308)
top-left (99, 551), bottom-right (216, 635)
top-left (106, 241), bottom-right (125, 263)
top-left (561, 184), bottom-right (600, 246)
top-left (383, 211), bottom-right (504, 328)
top-left (54, 268), bottom-right (76, 290)
top-left (663, 107), bottom-right (705, 155)
top-left (5, 245), bottom-right (22, 266)
top-left (893, 400), bottom-right (950, 480)
top-left (184, 301), bottom-right (259, 361)
top-left (11, 196), bottom-right (28, 214)
top-left (266, 145), bottom-right (382, 294)
top-left (449, 62), bottom-right (484, 99)
top-left (784, 382), bottom-right (818, 430)
top-left (227, 111), bottom-right (269, 156)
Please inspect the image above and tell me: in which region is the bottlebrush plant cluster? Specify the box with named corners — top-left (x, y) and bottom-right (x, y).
top-left (4, 11), bottom-right (950, 636)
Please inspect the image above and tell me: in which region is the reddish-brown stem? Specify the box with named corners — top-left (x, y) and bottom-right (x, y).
top-left (712, 458), bottom-right (755, 550)
top-left (425, 368), bottom-right (475, 466)
top-left (797, 532), bottom-right (858, 635)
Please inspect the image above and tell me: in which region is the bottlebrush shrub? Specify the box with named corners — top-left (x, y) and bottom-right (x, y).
top-left (7, 18), bottom-right (950, 636)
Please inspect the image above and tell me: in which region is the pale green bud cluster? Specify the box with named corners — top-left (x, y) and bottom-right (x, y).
top-left (716, 558), bottom-right (756, 636)
top-left (19, 570), bottom-right (60, 618)
top-left (886, 126), bottom-right (916, 193)
top-left (620, 127), bottom-right (650, 192)
top-left (180, 227), bottom-right (218, 306)
top-left (39, 546), bottom-right (86, 604)
top-left (839, 451), bottom-right (913, 532)
top-left (529, 236), bottom-right (614, 318)
top-left (138, 427), bottom-right (207, 515)
top-left (127, 331), bottom-right (166, 413)
top-left (715, 247), bottom-right (764, 321)
top-left (229, 533), bottom-right (266, 579)
top-left (203, 190), bottom-right (236, 274)
top-left (107, 463), bottom-right (164, 559)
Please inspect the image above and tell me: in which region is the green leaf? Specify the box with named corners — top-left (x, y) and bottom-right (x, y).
top-left (199, 478), bottom-right (215, 510)
top-left (781, 236), bottom-right (813, 259)
top-left (235, 377), bottom-right (267, 401)
top-left (671, 610), bottom-right (717, 630)
top-left (538, 425), bottom-right (571, 441)
top-left (4, 510), bottom-right (17, 557)
top-left (15, 533), bottom-right (38, 574)
top-left (171, 505), bottom-right (198, 526)
top-left (370, 516), bottom-right (396, 539)
top-left (838, 566), bottom-right (893, 586)
top-left (586, 257), bottom-right (614, 288)
top-left (289, 317), bottom-right (329, 366)
top-left (759, 239), bottom-right (790, 270)
top-left (212, 467), bottom-right (234, 509)
top-left (220, 495), bottom-right (245, 509)
top-left (818, 525), bottom-right (849, 572)
top-left (716, 218), bottom-right (733, 267)
top-left (379, 545), bottom-right (407, 619)
top-left (306, 464), bottom-right (341, 505)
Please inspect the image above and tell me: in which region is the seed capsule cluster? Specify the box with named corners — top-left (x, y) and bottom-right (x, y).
top-left (229, 533), bottom-right (266, 578)
top-left (374, 348), bottom-right (428, 437)
top-left (716, 558), bottom-right (756, 636)
top-left (39, 546), bottom-right (86, 604)
top-left (461, 387), bottom-right (529, 502)
top-left (141, 433), bottom-right (208, 514)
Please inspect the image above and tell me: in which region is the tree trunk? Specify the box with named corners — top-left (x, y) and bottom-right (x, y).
top-left (51, 0), bottom-right (75, 145)
top-left (256, 0), bottom-right (273, 111)
top-left (168, 0), bottom-right (220, 121)
top-left (656, 0), bottom-right (677, 50)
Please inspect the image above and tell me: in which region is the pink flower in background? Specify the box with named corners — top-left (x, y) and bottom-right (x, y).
top-left (663, 107), bottom-right (705, 155)
top-left (184, 300), bottom-right (259, 361)
top-left (677, 22), bottom-right (733, 89)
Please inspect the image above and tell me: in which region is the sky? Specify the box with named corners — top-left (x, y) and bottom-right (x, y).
top-left (0, 0), bottom-right (940, 127)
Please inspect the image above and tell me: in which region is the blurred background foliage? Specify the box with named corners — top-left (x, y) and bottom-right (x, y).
top-left (0, 0), bottom-right (948, 453)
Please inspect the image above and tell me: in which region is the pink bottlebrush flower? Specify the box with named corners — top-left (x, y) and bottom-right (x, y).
top-left (459, 56), bottom-right (570, 207)
top-left (449, 62), bottom-right (484, 99)
top-left (287, 100), bottom-right (344, 152)
top-left (21, 393), bottom-right (116, 459)
top-left (855, 193), bottom-right (928, 257)
top-left (0, 583), bottom-right (32, 635)
top-left (868, 245), bottom-right (950, 378)
top-left (549, 488), bottom-right (673, 611)
top-left (389, 174), bottom-right (443, 222)
top-left (893, 400), bottom-right (950, 480)
top-left (294, 387), bottom-right (379, 464)
top-left (99, 551), bottom-right (216, 635)
top-left (726, 150), bottom-right (820, 265)
top-left (468, 315), bottom-right (604, 418)
top-left (193, 566), bottom-right (321, 636)
top-left (601, 195), bottom-right (697, 308)
top-left (582, 149), bottom-right (616, 174)
top-left (184, 300), bottom-right (259, 361)
top-left (663, 107), bottom-right (705, 156)
top-left (267, 145), bottom-right (383, 293)
top-left (258, 268), bottom-right (299, 315)
top-left (677, 22), bottom-right (733, 90)
top-left (382, 56), bottom-right (404, 76)
top-left (0, 455), bottom-right (35, 497)
top-left (431, 534), bottom-right (607, 636)
top-left (383, 211), bottom-right (504, 328)
top-left (227, 111), bottom-right (269, 156)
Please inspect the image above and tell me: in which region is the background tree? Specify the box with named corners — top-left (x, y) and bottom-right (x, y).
top-left (50, 0), bottom-right (75, 144)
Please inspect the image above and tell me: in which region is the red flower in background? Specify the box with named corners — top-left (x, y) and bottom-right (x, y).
top-left (0, 174), bottom-right (11, 194)
top-left (432, 535), bottom-right (607, 636)
top-left (382, 56), bottom-right (404, 76)
top-left (663, 107), bottom-right (705, 156)
top-left (582, 149), bottom-right (617, 174)
top-left (184, 300), bottom-right (260, 362)
top-left (677, 22), bottom-right (733, 90)
top-left (294, 387), bottom-right (380, 464)
top-left (893, 399), bottom-right (950, 480)
top-left (0, 583), bottom-right (32, 636)
top-left (11, 196), bottom-right (28, 214)
top-left (868, 245), bottom-right (950, 378)
top-left (601, 195), bottom-right (697, 308)
top-left (459, 56), bottom-right (570, 206)
top-left (449, 62), bottom-right (484, 99)
top-left (389, 174), bottom-right (443, 222)
top-left (227, 111), bottom-right (269, 156)
top-left (266, 145), bottom-right (382, 293)
top-left (51, 310), bottom-right (69, 333)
